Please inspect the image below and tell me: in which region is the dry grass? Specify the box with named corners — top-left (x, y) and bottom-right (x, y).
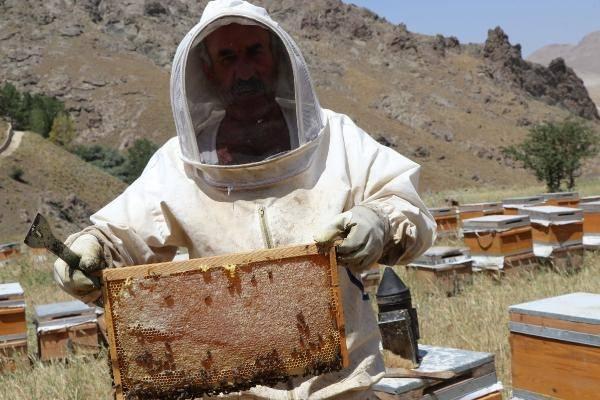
top-left (395, 251), bottom-right (600, 396)
top-left (422, 177), bottom-right (600, 207)
top-left (0, 246), bottom-right (598, 398)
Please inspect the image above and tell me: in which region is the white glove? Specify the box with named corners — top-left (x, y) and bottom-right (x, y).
top-left (314, 205), bottom-right (389, 273)
top-left (53, 234), bottom-right (106, 299)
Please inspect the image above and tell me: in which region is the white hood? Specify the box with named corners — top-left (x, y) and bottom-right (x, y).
top-left (170, 0), bottom-right (325, 190)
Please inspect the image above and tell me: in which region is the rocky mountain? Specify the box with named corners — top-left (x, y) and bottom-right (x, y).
top-left (528, 31), bottom-right (600, 113)
top-left (1, 0), bottom-right (599, 197)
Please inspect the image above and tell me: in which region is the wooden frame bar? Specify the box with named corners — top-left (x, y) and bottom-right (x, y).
top-left (102, 243), bottom-right (348, 400)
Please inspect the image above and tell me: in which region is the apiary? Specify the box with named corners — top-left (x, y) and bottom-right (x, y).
top-left (582, 201), bottom-right (600, 249)
top-left (407, 247), bottom-right (472, 296)
top-left (0, 242), bottom-right (20, 261)
top-left (509, 292), bottom-right (600, 400)
top-left (0, 282), bottom-right (27, 371)
top-left (459, 202), bottom-right (503, 221)
top-left (34, 300), bottom-right (99, 361)
top-left (428, 207), bottom-right (459, 237)
top-left (518, 206), bottom-right (583, 260)
top-left (101, 243), bottom-right (348, 400)
top-left (502, 195), bottom-right (545, 215)
top-left (374, 345), bottom-right (502, 400)
top-left (539, 191), bottom-right (580, 208)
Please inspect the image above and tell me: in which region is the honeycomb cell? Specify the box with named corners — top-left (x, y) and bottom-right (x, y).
top-left (103, 249), bottom-right (346, 399)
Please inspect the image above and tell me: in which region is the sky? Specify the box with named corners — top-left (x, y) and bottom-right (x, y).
top-left (343, 1), bottom-right (600, 57)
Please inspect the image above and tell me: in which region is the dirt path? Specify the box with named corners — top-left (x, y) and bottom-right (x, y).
top-left (0, 130), bottom-right (24, 158)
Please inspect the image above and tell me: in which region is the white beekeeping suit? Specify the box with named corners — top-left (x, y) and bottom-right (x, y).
top-left (54, 1), bottom-right (436, 399)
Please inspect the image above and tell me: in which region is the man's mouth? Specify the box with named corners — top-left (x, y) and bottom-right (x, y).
top-left (230, 78), bottom-right (266, 98)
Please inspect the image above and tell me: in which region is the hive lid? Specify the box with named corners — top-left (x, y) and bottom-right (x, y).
top-left (459, 202), bottom-right (502, 212)
top-left (373, 345), bottom-right (495, 395)
top-left (502, 196), bottom-right (545, 206)
top-left (462, 215), bottom-right (530, 231)
top-left (581, 201), bottom-right (600, 213)
top-left (0, 242), bottom-right (20, 252)
top-left (581, 195), bottom-right (600, 204)
top-left (0, 282), bottom-right (24, 299)
top-left (34, 300), bottom-right (95, 321)
top-left (539, 191), bottom-right (579, 201)
top-left (428, 207), bottom-right (456, 217)
top-left (518, 205), bottom-right (583, 223)
top-left (410, 246), bottom-right (471, 267)
top-left (509, 292), bottom-right (600, 325)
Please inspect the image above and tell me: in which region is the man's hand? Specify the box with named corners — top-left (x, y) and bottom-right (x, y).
top-left (53, 234), bottom-right (106, 298)
top-left (314, 205), bottom-right (388, 274)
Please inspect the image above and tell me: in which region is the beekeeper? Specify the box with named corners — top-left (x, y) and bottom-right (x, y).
top-left (54, 1), bottom-right (435, 398)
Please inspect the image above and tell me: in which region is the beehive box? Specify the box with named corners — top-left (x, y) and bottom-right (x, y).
top-left (102, 244), bottom-right (348, 400)
top-left (0, 282), bottom-right (27, 372)
top-left (518, 206), bottom-right (583, 258)
top-left (0, 242), bottom-right (21, 261)
top-left (463, 215), bottom-right (532, 257)
top-left (0, 334), bottom-right (28, 373)
top-left (34, 300), bottom-right (99, 361)
top-left (581, 195), bottom-right (600, 204)
top-left (582, 201), bottom-right (600, 249)
top-left (407, 247), bottom-right (472, 296)
top-left (0, 283), bottom-right (26, 338)
top-left (459, 202), bottom-right (503, 221)
top-left (374, 345), bottom-right (502, 400)
top-left (481, 251), bottom-right (539, 280)
top-left (509, 292), bottom-right (600, 400)
top-left (539, 191), bottom-right (580, 208)
top-left (429, 207), bottom-right (459, 237)
top-left (502, 195), bottom-right (545, 215)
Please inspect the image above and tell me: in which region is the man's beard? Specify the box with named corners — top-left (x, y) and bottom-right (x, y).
top-left (220, 77), bottom-right (272, 107)
top-left (219, 77), bottom-right (277, 121)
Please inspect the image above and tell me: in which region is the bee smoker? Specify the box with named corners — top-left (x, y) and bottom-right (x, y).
top-left (376, 267), bottom-right (420, 368)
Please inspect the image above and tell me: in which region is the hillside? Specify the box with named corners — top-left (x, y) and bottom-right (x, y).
top-left (0, 131), bottom-right (127, 243)
top-left (528, 31), bottom-right (600, 112)
top-left (1, 0), bottom-right (599, 193)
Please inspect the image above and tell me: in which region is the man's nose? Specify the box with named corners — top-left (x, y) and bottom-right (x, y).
top-left (234, 59), bottom-right (256, 81)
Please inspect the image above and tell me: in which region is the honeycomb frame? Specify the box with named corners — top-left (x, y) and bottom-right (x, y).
top-left (102, 244), bottom-right (348, 400)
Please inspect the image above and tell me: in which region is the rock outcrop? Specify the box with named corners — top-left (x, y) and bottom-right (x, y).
top-left (483, 27), bottom-right (599, 120)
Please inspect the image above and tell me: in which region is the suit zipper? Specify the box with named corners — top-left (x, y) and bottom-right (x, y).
top-left (258, 206), bottom-right (274, 249)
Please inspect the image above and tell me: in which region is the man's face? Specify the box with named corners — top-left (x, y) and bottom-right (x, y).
top-left (203, 24), bottom-right (277, 110)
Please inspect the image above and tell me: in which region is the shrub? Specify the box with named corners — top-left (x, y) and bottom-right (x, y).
top-left (70, 144), bottom-right (126, 176)
top-left (48, 112), bottom-right (76, 147)
top-left (119, 139), bottom-right (159, 183)
top-left (502, 118), bottom-right (599, 191)
top-left (70, 138), bottom-right (158, 184)
top-left (9, 166), bottom-right (25, 183)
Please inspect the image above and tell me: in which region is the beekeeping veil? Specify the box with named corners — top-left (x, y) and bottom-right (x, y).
top-left (170, 0), bottom-right (325, 190)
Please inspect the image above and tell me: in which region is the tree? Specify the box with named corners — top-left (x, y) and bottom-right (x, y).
top-left (0, 83), bottom-right (65, 136)
top-left (502, 118), bottom-right (599, 192)
top-left (49, 112), bottom-right (76, 147)
top-left (120, 139), bottom-right (159, 183)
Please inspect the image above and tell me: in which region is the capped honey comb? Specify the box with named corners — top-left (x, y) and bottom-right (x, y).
top-left (102, 244), bottom-right (348, 400)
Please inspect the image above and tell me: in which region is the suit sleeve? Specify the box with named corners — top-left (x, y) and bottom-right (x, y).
top-left (340, 115), bottom-right (436, 264)
top-left (56, 149), bottom-right (186, 302)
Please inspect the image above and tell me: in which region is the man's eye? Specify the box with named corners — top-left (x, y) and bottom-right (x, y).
top-left (248, 45), bottom-right (264, 57)
top-left (220, 55), bottom-right (236, 65)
